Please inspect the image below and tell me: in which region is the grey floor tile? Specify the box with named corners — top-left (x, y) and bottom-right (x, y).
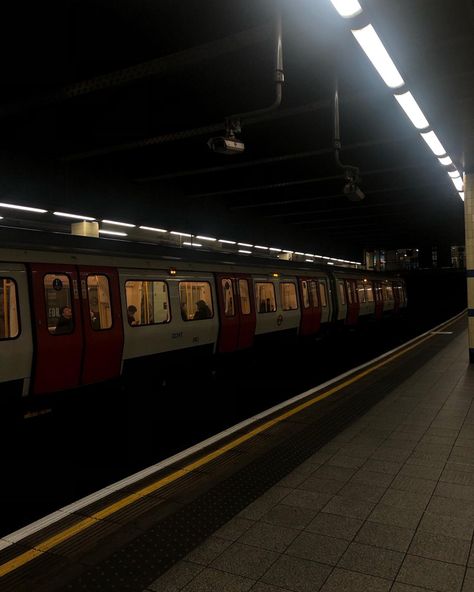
top-left (418, 513), bottom-right (474, 541)
top-left (261, 554), bottom-right (332, 592)
top-left (306, 512), bottom-right (363, 542)
top-left (408, 531), bottom-right (470, 565)
top-left (185, 535), bottom-right (233, 566)
top-left (337, 481), bottom-right (387, 503)
top-left (379, 488), bottom-right (430, 512)
top-left (399, 464), bottom-right (444, 481)
top-left (312, 465), bottom-right (356, 483)
top-left (350, 469), bottom-right (394, 488)
top-left (440, 468), bottom-right (474, 487)
top-left (320, 568), bottom-right (391, 592)
top-left (250, 583), bottom-right (294, 592)
top-left (426, 496), bottom-right (474, 520)
top-left (338, 541), bottom-right (404, 579)
top-left (391, 475), bottom-right (437, 495)
top-left (391, 584), bottom-right (439, 592)
top-left (286, 531), bottom-right (348, 566)
top-left (281, 489), bottom-right (332, 511)
top-left (363, 459), bottom-right (403, 475)
top-left (371, 448), bottom-right (411, 463)
top-left (277, 471), bottom-right (309, 489)
top-left (463, 568), bottom-right (474, 592)
top-left (298, 476), bottom-right (345, 495)
top-left (261, 503), bottom-right (318, 529)
top-left (326, 455), bottom-right (366, 470)
top-left (214, 517), bottom-right (255, 542)
top-left (368, 503), bottom-right (423, 529)
top-left (435, 482), bottom-right (474, 501)
top-left (147, 561), bottom-right (204, 592)
top-left (321, 495), bottom-right (376, 520)
top-left (210, 542), bottom-right (279, 580)
top-left (397, 555), bottom-right (465, 592)
top-left (238, 487), bottom-right (294, 520)
top-left (405, 456), bottom-right (446, 470)
top-left (238, 521), bottom-right (299, 553)
top-left (355, 521), bottom-right (414, 552)
top-left (181, 567), bottom-right (254, 592)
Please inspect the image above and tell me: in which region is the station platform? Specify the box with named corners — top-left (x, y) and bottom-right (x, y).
top-left (1, 312), bottom-right (473, 592)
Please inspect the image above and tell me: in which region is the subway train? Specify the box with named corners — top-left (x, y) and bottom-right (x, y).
top-left (0, 230), bottom-right (406, 403)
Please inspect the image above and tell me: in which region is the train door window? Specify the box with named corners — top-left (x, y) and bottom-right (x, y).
top-left (386, 285), bottom-right (394, 301)
top-left (319, 281), bottom-right (328, 307)
top-left (238, 279), bottom-right (251, 315)
top-left (345, 281), bottom-right (353, 304)
top-left (301, 280), bottom-right (310, 309)
top-left (44, 273), bottom-right (73, 335)
top-left (365, 282), bottom-right (374, 302)
top-left (0, 278), bottom-right (19, 339)
top-left (357, 281), bottom-right (366, 303)
top-left (87, 275), bottom-right (112, 330)
top-left (221, 278), bottom-right (235, 317)
top-left (280, 282), bottom-right (298, 311)
top-left (338, 281), bottom-right (346, 305)
top-left (255, 282), bottom-right (276, 313)
top-left (125, 280), bottom-right (171, 325)
top-left (310, 281), bottom-right (319, 308)
top-left (179, 281), bottom-right (213, 321)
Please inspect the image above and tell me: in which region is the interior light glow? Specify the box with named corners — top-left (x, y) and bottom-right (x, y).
top-left (459, 192), bottom-right (464, 201)
top-left (54, 211), bottom-right (96, 220)
top-left (196, 235), bottom-right (216, 242)
top-left (420, 131), bottom-right (446, 157)
top-left (321, 256), bottom-right (330, 260)
top-left (269, 247), bottom-right (282, 252)
top-left (448, 170), bottom-right (461, 178)
top-left (305, 253), bottom-right (314, 257)
top-left (327, 262), bottom-right (335, 266)
top-left (218, 239), bottom-right (236, 245)
top-left (329, 0), bottom-right (362, 18)
top-left (451, 176), bottom-right (463, 191)
top-left (171, 231), bottom-right (192, 237)
top-left (351, 25), bottom-right (404, 89)
top-left (254, 245), bottom-right (268, 250)
top-left (238, 242), bottom-right (253, 247)
top-left (98, 229), bottom-right (127, 236)
top-left (294, 252), bottom-right (305, 256)
top-left (394, 92), bottom-right (429, 129)
top-left (102, 219), bottom-right (135, 228)
top-left (283, 250), bottom-right (294, 254)
top-left (183, 242), bottom-right (202, 247)
top-left (0, 202), bottom-right (48, 213)
top-left (438, 155), bottom-right (453, 166)
top-left (238, 249), bottom-right (252, 254)
top-left (139, 225), bottom-right (167, 233)
top-left (0, 216), bottom-right (3, 219)
top-left (305, 259), bottom-right (314, 263)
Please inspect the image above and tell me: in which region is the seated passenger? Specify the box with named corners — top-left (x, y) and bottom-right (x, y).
top-left (193, 299), bottom-right (212, 320)
top-left (55, 305), bottom-right (73, 334)
top-left (90, 309), bottom-right (101, 330)
top-left (127, 305), bottom-right (138, 326)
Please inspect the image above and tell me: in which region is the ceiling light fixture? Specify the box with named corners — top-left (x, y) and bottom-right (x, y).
top-left (459, 192), bottom-right (464, 201)
top-left (451, 176), bottom-right (464, 191)
top-left (351, 25), bottom-right (404, 89)
top-left (238, 242), bottom-right (253, 247)
top-left (0, 202), bottom-right (47, 213)
top-left (438, 155), bottom-right (453, 166)
top-left (102, 219), bottom-right (136, 228)
top-left (98, 229), bottom-right (127, 236)
top-left (218, 239), bottom-right (236, 245)
top-left (238, 249), bottom-right (252, 254)
top-left (255, 245), bottom-right (269, 250)
top-left (329, 0), bottom-right (362, 18)
top-left (196, 235), bottom-right (217, 242)
top-left (170, 231), bottom-right (192, 237)
top-left (139, 225), bottom-right (167, 233)
top-left (54, 211), bottom-right (96, 220)
top-left (394, 91), bottom-right (429, 129)
top-left (420, 131), bottom-right (447, 157)
top-left (448, 170), bottom-right (461, 178)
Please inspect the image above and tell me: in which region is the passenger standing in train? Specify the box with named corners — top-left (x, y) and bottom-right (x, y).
top-left (193, 299), bottom-right (212, 320)
top-left (55, 306), bottom-right (73, 334)
top-left (90, 309), bottom-right (100, 330)
top-left (127, 305), bottom-right (138, 325)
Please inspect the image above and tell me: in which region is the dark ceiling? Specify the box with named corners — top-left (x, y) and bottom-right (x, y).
top-left (0, 0), bottom-right (472, 261)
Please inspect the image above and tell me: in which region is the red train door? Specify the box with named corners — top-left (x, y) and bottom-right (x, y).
top-left (392, 282), bottom-right (401, 313)
top-left (29, 263), bottom-right (83, 395)
top-left (216, 274), bottom-right (239, 353)
top-left (374, 281), bottom-right (384, 320)
top-left (236, 274), bottom-right (256, 350)
top-left (79, 267), bottom-right (124, 384)
top-left (298, 278), bottom-right (321, 336)
top-left (310, 279), bottom-right (322, 334)
top-left (345, 280), bottom-right (359, 326)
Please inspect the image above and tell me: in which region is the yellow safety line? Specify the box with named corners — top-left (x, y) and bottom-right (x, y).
top-left (0, 313), bottom-right (464, 578)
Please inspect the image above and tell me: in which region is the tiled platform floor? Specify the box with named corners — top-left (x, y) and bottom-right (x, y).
top-left (145, 329), bottom-right (474, 592)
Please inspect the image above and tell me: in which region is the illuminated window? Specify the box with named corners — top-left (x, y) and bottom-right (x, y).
top-left (179, 281), bottom-right (213, 321)
top-left (338, 281), bottom-right (346, 305)
top-left (280, 282), bottom-right (298, 311)
top-left (301, 280), bottom-right (310, 309)
top-left (319, 282), bottom-right (328, 307)
top-left (44, 273), bottom-right (73, 335)
top-left (0, 278), bottom-right (19, 339)
top-left (255, 282), bottom-right (276, 313)
top-left (357, 281), bottom-right (366, 303)
top-left (386, 285), bottom-right (394, 301)
top-left (87, 275), bottom-right (112, 330)
top-left (345, 281), bottom-right (353, 304)
top-left (365, 282), bottom-right (374, 302)
top-left (221, 278), bottom-right (235, 317)
top-left (125, 280), bottom-right (171, 326)
top-left (238, 279), bottom-right (251, 315)
top-left (310, 281), bottom-right (319, 308)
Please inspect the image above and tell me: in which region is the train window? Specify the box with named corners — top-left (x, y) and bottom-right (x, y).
top-left (179, 281), bottom-right (213, 321)
top-left (255, 282), bottom-right (276, 313)
top-left (125, 280), bottom-right (171, 325)
top-left (386, 285), bottom-right (394, 301)
top-left (0, 278), bottom-right (19, 339)
top-left (357, 281), bottom-right (366, 303)
top-left (319, 281), bottom-right (328, 307)
top-left (365, 282), bottom-right (374, 302)
top-left (87, 275), bottom-right (112, 330)
top-left (310, 281), bottom-right (319, 308)
top-left (238, 279), bottom-right (251, 315)
top-left (345, 281), bottom-right (353, 304)
top-left (44, 273), bottom-right (73, 335)
top-left (221, 279), bottom-right (235, 317)
top-left (301, 280), bottom-right (310, 309)
top-left (338, 281), bottom-right (346, 305)
top-left (280, 282), bottom-right (298, 311)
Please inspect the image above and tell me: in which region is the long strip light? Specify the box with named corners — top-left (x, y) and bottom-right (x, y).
top-left (218, 239), bottom-right (236, 245)
top-left (196, 235), bottom-right (217, 242)
top-left (170, 231), bottom-right (192, 237)
top-left (54, 211), bottom-right (96, 220)
top-left (438, 156), bottom-right (453, 166)
top-left (329, 0), bottom-right (362, 18)
top-left (351, 25), bottom-right (404, 89)
top-left (459, 192), bottom-right (464, 201)
top-left (451, 177), bottom-right (464, 192)
top-left (448, 170), bottom-right (461, 178)
top-left (102, 219), bottom-right (136, 228)
top-left (394, 92), bottom-right (429, 130)
top-left (420, 131), bottom-right (447, 157)
top-left (139, 225), bottom-right (167, 233)
top-left (0, 202), bottom-right (47, 213)
top-left (99, 229), bottom-right (127, 236)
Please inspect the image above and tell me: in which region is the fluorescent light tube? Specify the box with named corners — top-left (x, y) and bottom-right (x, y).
top-left (459, 192), bottom-right (464, 201)
top-left (196, 235), bottom-right (216, 242)
top-left (255, 245), bottom-right (269, 250)
top-left (438, 156), bottom-right (453, 166)
top-left (139, 226), bottom-right (167, 233)
top-left (420, 131), bottom-right (446, 156)
top-left (283, 250), bottom-right (294, 254)
top-left (98, 229), bottom-right (127, 236)
top-left (170, 231), bottom-right (192, 237)
top-left (218, 239), bottom-right (236, 245)
top-left (183, 242), bottom-right (202, 247)
top-left (294, 252), bottom-right (305, 256)
top-left (102, 219), bottom-right (135, 228)
top-left (54, 211), bottom-right (96, 220)
top-left (0, 202), bottom-right (47, 213)
top-left (451, 176), bottom-right (463, 191)
top-left (329, 0), bottom-right (362, 18)
top-left (394, 92), bottom-right (429, 129)
top-left (351, 25), bottom-right (404, 88)
top-left (448, 170), bottom-right (461, 178)
top-left (238, 249), bottom-right (252, 254)
top-left (305, 259), bottom-right (314, 263)
top-left (269, 248), bottom-right (282, 252)
top-left (238, 242), bottom-right (253, 247)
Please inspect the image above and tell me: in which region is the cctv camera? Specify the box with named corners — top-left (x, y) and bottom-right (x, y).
top-left (207, 136), bottom-right (245, 155)
top-left (343, 182), bottom-right (365, 202)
